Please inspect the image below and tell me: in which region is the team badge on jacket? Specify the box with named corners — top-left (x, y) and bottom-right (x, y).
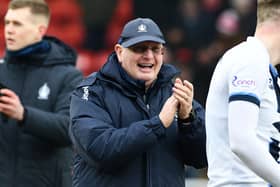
top-left (38, 83), bottom-right (50, 100)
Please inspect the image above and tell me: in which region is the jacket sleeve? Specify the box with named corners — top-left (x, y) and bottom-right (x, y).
top-left (177, 100), bottom-right (207, 169)
top-left (69, 84), bottom-right (167, 172)
top-left (19, 68), bottom-right (83, 147)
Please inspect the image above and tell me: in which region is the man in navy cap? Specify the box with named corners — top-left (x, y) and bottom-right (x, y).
top-left (69, 17), bottom-right (207, 187)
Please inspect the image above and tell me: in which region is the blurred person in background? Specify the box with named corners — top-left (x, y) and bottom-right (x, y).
top-left (206, 0), bottom-right (280, 186)
top-left (230, 0), bottom-right (257, 37)
top-left (192, 8), bottom-right (245, 107)
top-left (78, 0), bottom-right (117, 50)
top-left (69, 17), bottom-right (207, 187)
top-left (0, 0), bottom-right (82, 186)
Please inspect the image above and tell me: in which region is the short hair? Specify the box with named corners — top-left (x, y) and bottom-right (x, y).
top-left (257, 0), bottom-right (280, 24)
top-left (8, 0), bottom-right (50, 25)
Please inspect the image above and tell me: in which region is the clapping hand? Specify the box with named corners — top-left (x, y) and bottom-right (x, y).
top-left (172, 78), bottom-right (193, 120)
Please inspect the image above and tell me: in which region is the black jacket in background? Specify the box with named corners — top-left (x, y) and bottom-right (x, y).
top-left (0, 36), bottom-right (83, 187)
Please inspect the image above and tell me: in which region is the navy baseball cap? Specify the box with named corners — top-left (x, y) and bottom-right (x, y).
top-left (118, 18), bottom-right (166, 47)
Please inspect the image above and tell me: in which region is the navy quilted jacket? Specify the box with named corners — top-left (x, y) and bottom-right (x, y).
top-left (70, 52), bottom-right (207, 187)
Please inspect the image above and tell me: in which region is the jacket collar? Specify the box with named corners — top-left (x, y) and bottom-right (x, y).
top-left (4, 36), bottom-right (77, 66)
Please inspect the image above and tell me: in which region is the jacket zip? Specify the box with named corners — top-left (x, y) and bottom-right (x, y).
top-left (146, 152), bottom-right (152, 187)
top-left (12, 64), bottom-right (27, 187)
top-left (143, 93), bottom-right (152, 187)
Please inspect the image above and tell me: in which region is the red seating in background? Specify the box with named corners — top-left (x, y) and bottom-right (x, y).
top-left (47, 0), bottom-right (85, 49)
top-left (0, 0), bottom-right (9, 56)
top-left (0, 24), bottom-right (5, 57)
top-left (76, 50), bottom-right (110, 77)
top-left (105, 0), bottom-right (134, 49)
top-left (46, 0), bottom-right (95, 76)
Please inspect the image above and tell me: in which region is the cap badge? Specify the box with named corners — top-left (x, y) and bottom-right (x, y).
top-left (137, 24), bottom-right (147, 32)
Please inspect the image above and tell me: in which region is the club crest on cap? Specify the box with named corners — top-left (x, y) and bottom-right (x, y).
top-left (137, 24), bottom-right (147, 32)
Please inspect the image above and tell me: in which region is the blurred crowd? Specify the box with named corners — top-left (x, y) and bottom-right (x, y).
top-left (0, 0), bottom-right (257, 106)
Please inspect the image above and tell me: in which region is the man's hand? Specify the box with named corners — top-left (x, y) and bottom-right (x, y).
top-left (172, 78), bottom-right (193, 120)
top-left (0, 88), bottom-right (24, 121)
top-left (159, 95), bottom-right (178, 128)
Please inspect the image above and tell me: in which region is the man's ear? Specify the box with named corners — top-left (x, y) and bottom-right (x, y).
top-left (114, 44), bottom-right (123, 63)
top-left (38, 25), bottom-right (47, 37)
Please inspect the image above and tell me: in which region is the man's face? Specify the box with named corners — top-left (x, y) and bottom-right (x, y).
top-left (4, 7), bottom-right (42, 51)
top-left (116, 41), bottom-right (165, 88)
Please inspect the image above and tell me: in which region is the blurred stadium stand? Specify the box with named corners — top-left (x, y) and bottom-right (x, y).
top-left (0, 0), bottom-right (9, 57)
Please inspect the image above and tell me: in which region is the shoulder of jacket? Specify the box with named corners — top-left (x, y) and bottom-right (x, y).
top-left (77, 72), bottom-right (98, 88)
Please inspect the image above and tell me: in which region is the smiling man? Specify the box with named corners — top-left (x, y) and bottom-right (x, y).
top-left (69, 18), bottom-right (207, 187)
